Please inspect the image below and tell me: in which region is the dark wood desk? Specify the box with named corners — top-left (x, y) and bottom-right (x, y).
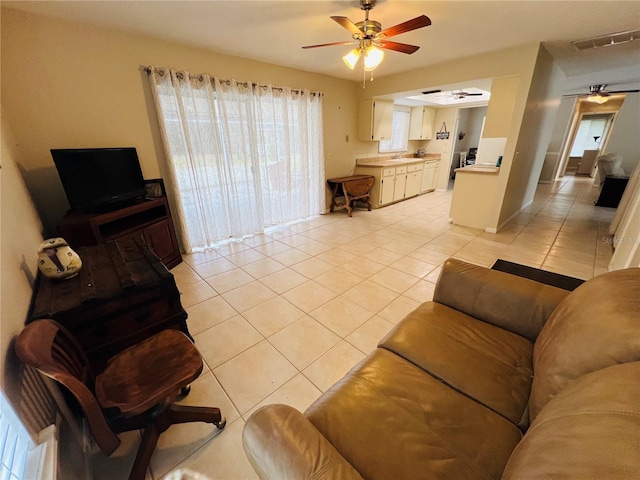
top-left (327, 175), bottom-right (375, 217)
top-left (28, 236), bottom-right (189, 373)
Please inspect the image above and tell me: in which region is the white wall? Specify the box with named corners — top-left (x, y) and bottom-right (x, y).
top-left (455, 107), bottom-right (487, 154)
top-left (539, 97), bottom-right (575, 182)
top-left (606, 93), bottom-right (640, 174)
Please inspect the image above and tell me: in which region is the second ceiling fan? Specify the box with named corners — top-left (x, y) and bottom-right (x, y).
top-left (302, 0), bottom-right (431, 74)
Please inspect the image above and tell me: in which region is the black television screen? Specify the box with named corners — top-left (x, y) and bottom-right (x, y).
top-left (51, 147), bottom-right (146, 212)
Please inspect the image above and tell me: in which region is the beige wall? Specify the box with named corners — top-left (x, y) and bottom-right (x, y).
top-left (482, 76), bottom-right (521, 138)
top-left (0, 111), bottom-right (44, 399)
top-left (493, 46), bottom-right (567, 227)
top-left (425, 107), bottom-right (458, 190)
top-left (355, 43), bottom-right (541, 100)
top-left (1, 7), bottom-right (369, 233)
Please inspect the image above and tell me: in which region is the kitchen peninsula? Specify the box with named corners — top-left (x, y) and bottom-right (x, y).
top-left (450, 164), bottom-right (501, 230)
top-left (354, 154), bottom-right (441, 208)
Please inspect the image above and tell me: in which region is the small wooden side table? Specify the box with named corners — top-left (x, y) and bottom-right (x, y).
top-left (327, 175), bottom-right (375, 217)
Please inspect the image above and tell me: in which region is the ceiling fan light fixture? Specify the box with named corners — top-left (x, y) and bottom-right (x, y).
top-left (364, 46), bottom-right (384, 71)
top-left (343, 48), bottom-right (361, 69)
top-left (586, 94), bottom-right (609, 104)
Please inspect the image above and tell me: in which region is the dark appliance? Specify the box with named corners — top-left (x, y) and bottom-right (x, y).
top-left (467, 147), bottom-right (478, 165)
top-left (51, 147), bottom-right (146, 212)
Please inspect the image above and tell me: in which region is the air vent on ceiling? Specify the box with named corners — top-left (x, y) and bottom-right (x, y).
top-left (571, 29), bottom-right (640, 51)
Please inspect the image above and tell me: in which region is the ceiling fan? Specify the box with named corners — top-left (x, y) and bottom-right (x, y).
top-left (421, 89), bottom-right (484, 100)
top-left (450, 90), bottom-right (483, 99)
top-left (302, 0), bottom-right (431, 74)
top-left (563, 84), bottom-right (640, 103)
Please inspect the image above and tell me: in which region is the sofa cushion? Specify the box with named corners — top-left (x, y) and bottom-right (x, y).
top-left (379, 302), bottom-right (534, 427)
top-left (503, 362), bottom-right (640, 479)
top-left (434, 258), bottom-right (569, 341)
top-left (529, 268), bottom-right (640, 422)
top-left (305, 348), bottom-right (522, 480)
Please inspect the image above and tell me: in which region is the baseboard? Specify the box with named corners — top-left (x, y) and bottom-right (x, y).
top-left (493, 199), bottom-right (534, 232)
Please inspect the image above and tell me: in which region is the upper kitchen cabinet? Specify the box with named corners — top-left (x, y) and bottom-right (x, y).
top-left (358, 99), bottom-right (393, 141)
top-left (409, 106), bottom-right (435, 140)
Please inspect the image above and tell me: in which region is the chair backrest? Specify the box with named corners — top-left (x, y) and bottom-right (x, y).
top-left (15, 319), bottom-right (121, 455)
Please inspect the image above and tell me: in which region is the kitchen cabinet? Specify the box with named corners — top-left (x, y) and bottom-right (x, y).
top-left (354, 155), bottom-right (440, 208)
top-left (405, 163), bottom-right (424, 198)
top-left (421, 161), bottom-right (439, 192)
top-left (409, 106), bottom-right (435, 140)
top-left (380, 168), bottom-right (396, 205)
top-left (358, 98), bottom-right (393, 141)
top-left (379, 166), bottom-right (408, 205)
top-left (393, 166), bottom-right (407, 202)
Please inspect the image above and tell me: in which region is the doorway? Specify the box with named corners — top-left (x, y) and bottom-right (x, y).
top-left (448, 106), bottom-right (487, 189)
top-left (565, 113), bottom-right (614, 176)
top-left (557, 112), bottom-right (616, 178)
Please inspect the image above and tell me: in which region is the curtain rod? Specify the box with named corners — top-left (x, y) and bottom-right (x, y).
top-left (143, 66), bottom-right (322, 96)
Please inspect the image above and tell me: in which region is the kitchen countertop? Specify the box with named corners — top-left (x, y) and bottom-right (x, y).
top-left (356, 154), bottom-right (440, 167)
top-left (454, 164), bottom-right (500, 174)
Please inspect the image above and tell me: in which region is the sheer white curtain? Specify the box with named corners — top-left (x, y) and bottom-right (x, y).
top-left (147, 67), bottom-right (325, 252)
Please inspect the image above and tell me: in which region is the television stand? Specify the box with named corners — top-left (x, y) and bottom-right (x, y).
top-left (57, 196), bottom-right (182, 269)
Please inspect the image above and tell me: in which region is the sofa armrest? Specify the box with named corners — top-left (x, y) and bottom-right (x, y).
top-left (434, 259), bottom-right (569, 341)
top-left (242, 404), bottom-right (363, 480)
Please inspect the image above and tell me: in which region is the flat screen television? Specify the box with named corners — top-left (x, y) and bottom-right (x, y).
top-left (51, 147), bottom-right (146, 212)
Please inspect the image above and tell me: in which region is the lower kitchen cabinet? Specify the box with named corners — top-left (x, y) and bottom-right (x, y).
top-left (354, 157), bottom-right (439, 208)
top-left (421, 161), bottom-right (439, 193)
top-left (405, 163), bottom-right (423, 198)
top-left (380, 168), bottom-right (396, 205)
top-left (393, 166), bottom-right (407, 202)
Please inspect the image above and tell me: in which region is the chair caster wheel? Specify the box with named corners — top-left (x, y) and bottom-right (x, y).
top-left (177, 386), bottom-right (191, 400)
top-left (215, 417), bottom-right (227, 430)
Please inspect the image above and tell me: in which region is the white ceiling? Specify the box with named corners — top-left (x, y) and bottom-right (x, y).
top-left (5, 0), bottom-right (640, 95)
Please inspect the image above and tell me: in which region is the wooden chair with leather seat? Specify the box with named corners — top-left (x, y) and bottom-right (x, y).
top-left (15, 319), bottom-right (226, 480)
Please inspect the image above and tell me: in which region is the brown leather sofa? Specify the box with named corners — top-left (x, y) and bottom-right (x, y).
top-left (242, 259), bottom-right (640, 479)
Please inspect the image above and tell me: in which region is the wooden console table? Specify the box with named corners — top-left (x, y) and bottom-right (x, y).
top-left (28, 236), bottom-right (189, 373)
top-left (327, 175), bottom-right (375, 217)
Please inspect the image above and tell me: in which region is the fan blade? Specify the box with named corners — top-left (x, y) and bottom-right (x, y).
top-left (609, 89), bottom-right (640, 93)
top-left (331, 16), bottom-right (362, 36)
top-left (378, 40), bottom-right (420, 54)
top-left (302, 41), bottom-right (356, 49)
top-left (377, 15), bottom-right (431, 38)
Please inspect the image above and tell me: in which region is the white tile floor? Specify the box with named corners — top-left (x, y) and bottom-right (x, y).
top-left (92, 175), bottom-right (616, 480)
